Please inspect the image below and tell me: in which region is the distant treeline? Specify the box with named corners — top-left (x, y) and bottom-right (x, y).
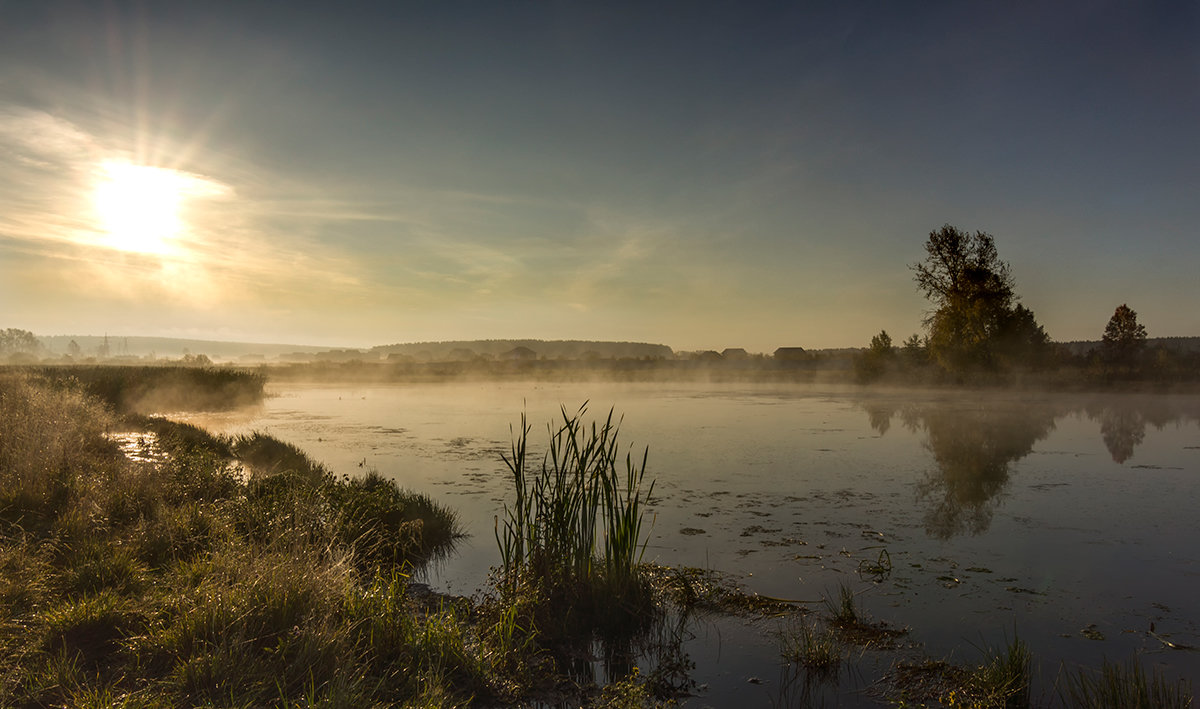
top-left (370, 339), bottom-right (675, 361)
top-left (1057, 337), bottom-right (1200, 356)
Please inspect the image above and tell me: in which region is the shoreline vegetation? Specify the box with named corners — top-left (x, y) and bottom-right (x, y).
top-left (1, 366), bottom-right (1193, 707)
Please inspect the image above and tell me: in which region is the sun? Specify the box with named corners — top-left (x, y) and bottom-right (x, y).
top-left (92, 161), bottom-right (192, 254)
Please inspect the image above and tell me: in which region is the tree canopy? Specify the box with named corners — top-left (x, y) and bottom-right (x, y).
top-left (0, 328), bottom-right (41, 355)
top-left (1101, 303), bottom-right (1147, 367)
top-left (911, 225), bottom-right (1047, 372)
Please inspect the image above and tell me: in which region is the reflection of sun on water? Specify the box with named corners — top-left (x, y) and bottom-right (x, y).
top-left (92, 160), bottom-right (225, 255)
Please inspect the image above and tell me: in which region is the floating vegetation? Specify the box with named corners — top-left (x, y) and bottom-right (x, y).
top-left (879, 636), bottom-right (1031, 708)
top-left (856, 547), bottom-right (893, 581)
top-left (646, 565), bottom-right (805, 616)
top-left (1005, 586), bottom-right (1045, 595)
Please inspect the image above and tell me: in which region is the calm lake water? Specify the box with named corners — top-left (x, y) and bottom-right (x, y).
top-left (183, 381), bottom-right (1200, 705)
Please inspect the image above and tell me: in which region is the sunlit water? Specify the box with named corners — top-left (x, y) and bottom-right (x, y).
top-left (180, 381), bottom-right (1200, 705)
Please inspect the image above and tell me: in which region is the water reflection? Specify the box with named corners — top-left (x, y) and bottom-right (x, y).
top-left (858, 394), bottom-right (1200, 539)
top-left (1091, 401), bottom-right (1145, 463)
top-left (1082, 396), bottom-right (1200, 463)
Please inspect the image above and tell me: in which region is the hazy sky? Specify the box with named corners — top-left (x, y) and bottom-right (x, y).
top-left (1, 1), bottom-right (1196, 352)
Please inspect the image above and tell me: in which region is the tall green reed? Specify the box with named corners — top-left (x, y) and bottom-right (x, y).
top-left (495, 403), bottom-right (655, 613)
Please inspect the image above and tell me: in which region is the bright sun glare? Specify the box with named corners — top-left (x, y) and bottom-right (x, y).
top-left (92, 161), bottom-right (222, 254)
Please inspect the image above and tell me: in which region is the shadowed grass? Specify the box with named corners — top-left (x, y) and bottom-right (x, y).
top-left (822, 583), bottom-right (906, 649)
top-left (881, 635), bottom-right (1031, 708)
top-left (1061, 657), bottom-right (1193, 708)
top-left (779, 618), bottom-right (843, 677)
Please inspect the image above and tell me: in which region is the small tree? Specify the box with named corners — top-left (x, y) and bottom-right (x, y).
top-left (869, 330), bottom-right (894, 356)
top-left (1101, 304), bottom-right (1147, 369)
top-left (855, 330), bottom-right (896, 382)
top-left (901, 333), bottom-right (926, 366)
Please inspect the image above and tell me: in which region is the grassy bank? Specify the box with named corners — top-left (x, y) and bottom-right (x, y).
top-left (4, 367), bottom-right (1194, 707)
top-left (0, 371), bottom-right (507, 707)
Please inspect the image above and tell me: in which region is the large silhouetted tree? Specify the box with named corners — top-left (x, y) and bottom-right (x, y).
top-left (912, 225), bottom-right (1023, 372)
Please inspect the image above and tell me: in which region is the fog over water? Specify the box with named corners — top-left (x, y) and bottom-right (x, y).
top-left (183, 381), bottom-right (1200, 704)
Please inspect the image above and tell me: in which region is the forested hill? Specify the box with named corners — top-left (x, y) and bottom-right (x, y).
top-left (370, 339), bottom-right (674, 360)
top-left (1058, 337), bottom-right (1200, 356)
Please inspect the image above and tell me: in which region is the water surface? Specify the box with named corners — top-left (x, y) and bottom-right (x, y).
top-left (184, 382), bottom-right (1200, 704)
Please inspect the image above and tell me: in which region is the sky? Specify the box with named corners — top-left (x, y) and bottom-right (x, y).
top-left (1, 1), bottom-right (1197, 353)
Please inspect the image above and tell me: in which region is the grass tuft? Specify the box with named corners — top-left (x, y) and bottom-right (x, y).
top-left (779, 617), bottom-right (843, 677)
top-left (1061, 657), bottom-right (1193, 709)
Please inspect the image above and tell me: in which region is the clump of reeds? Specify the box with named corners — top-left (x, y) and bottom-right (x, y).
top-left (821, 583), bottom-right (906, 649)
top-left (495, 403), bottom-right (657, 640)
top-left (969, 635), bottom-right (1032, 708)
top-left (825, 583), bottom-right (861, 627)
top-left (1060, 657), bottom-right (1192, 708)
top-left (779, 618), bottom-right (843, 677)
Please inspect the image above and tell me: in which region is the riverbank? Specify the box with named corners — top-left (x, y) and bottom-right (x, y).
top-left (1, 367), bottom-right (1193, 707)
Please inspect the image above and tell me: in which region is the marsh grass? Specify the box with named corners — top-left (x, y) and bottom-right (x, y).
top-left (881, 636), bottom-right (1031, 708)
top-left (970, 635), bottom-right (1032, 708)
top-left (779, 618), bottom-right (843, 677)
top-left (1060, 657), bottom-right (1193, 708)
top-left (825, 582), bottom-right (860, 626)
top-left (822, 583), bottom-right (905, 649)
top-left (495, 403), bottom-right (657, 643)
top-left (24, 364), bottom-right (266, 413)
top-left (0, 370), bottom-right (489, 707)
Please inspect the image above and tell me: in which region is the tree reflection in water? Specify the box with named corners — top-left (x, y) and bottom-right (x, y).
top-left (915, 405), bottom-right (1058, 538)
top-left (1084, 396), bottom-right (1199, 464)
top-left (861, 397), bottom-right (1057, 539)
top-left (862, 393), bottom-right (1200, 539)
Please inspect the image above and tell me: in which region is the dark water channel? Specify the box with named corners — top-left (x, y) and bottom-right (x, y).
top-left (184, 382), bottom-right (1200, 705)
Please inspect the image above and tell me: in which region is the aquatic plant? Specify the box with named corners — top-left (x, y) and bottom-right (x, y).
top-left (495, 403), bottom-right (657, 638)
top-left (779, 618), bottom-right (843, 677)
top-left (1060, 657), bottom-right (1193, 708)
top-left (824, 582), bottom-right (860, 626)
top-left (822, 583), bottom-right (906, 649)
top-left (971, 635), bottom-right (1032, 708)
